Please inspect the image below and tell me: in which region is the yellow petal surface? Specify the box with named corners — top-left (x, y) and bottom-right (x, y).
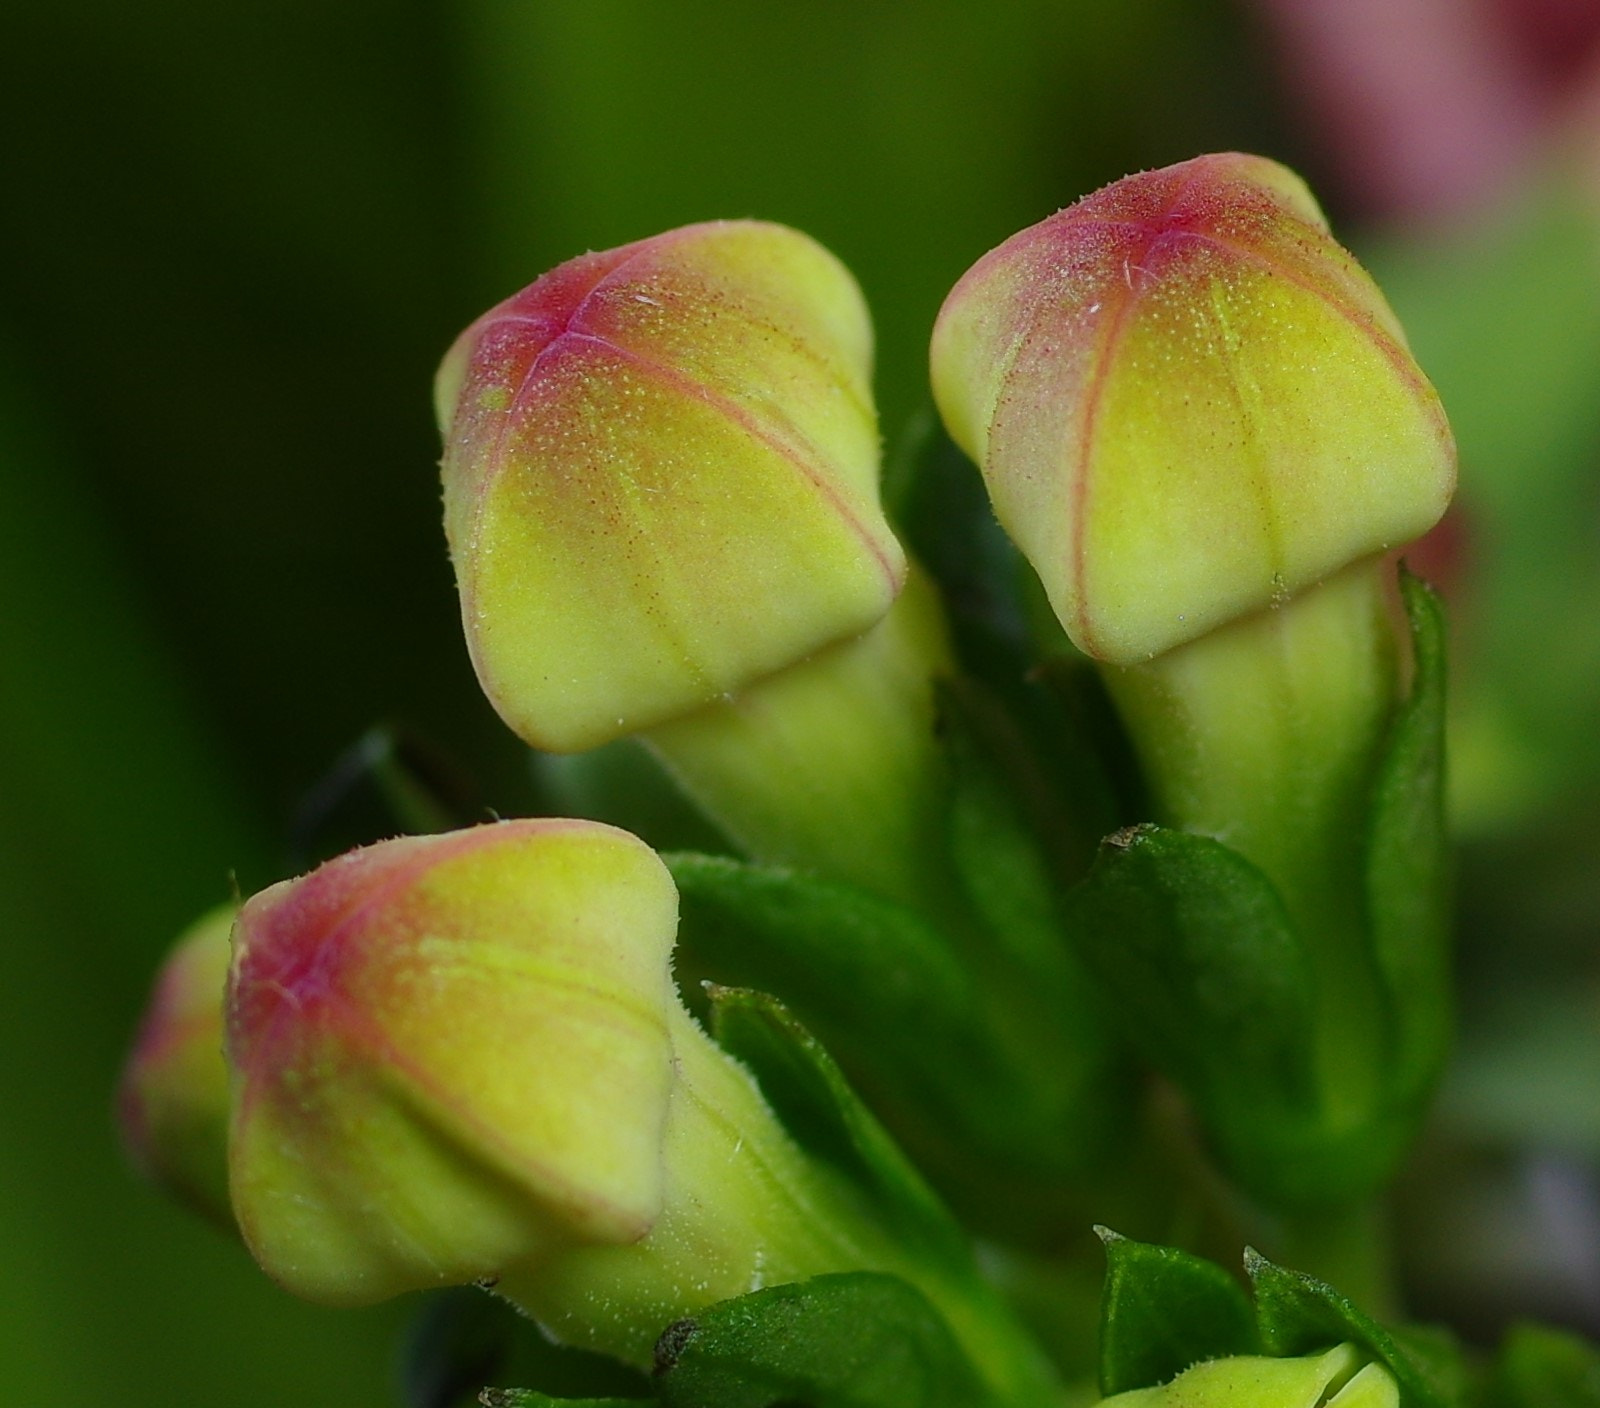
top-left (227, 820), bottom-right (680, 1305)
top-left (933, 153), bottom-right (1454, 662)
top-left (440, 221), bottom-right (903, 750)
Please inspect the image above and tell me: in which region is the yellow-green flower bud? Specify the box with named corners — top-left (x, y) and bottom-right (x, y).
top-left (931, 152), bottom-right (1454, 665)
top-left (226, 819), bottom-right (680, 1306)
top-left (1099, 1345), bottom-right (1398, 1408)
top-left (118, 903), bottom-right (236, 1226)
top-left (222, 819), bottom-right (1053, 1398)
top-left (936, 156), bottom-right (1458, 1213)
top-left (437, 220), bottom-right (904, 753)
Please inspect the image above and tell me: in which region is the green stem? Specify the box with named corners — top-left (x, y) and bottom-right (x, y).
top-left (1103, 559), bottom-right (1399, 1129)
top-left (643, 565), bottom-right (957, 914)
top-left (499, 1007), bottom-right (1064, 1406)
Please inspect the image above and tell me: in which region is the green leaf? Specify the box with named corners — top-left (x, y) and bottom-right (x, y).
top-left (651, 1272), bottom-right (993, 1408)
top-left (1245, 1250), bottom-right (1456, 1408)
top-left (1064, 825), bottom-right (1318, 1176)
top-left (1363, 572), bottom-right (1451, 1106)
top-left (1482, 1324), bottom-right (1600, 1407)
top-left (668, 853), bottom-right (982, 1061)
top-left (937, 676), bottom-right (1091, 973)
top-left (705, 986), bottom-right (971, 1272)
top-left (934, 677), bottom-right (1133, 1180)
top-left (1096, 1231), bottom-right (1261, 1397)
top-left (672, 853), bottom-right (1129, 1221)
top-left (667, 853), bottom-right (1003, 1145)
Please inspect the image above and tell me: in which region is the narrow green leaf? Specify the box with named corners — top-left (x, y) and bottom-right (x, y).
top-left (1363, 571), bottom-right (1451, 1105)
top-left (668, 853), bottom-right (981, 1055)
top-left (705, 986), bottom-right (970, 1272)
top-left (1246, 1250), bottom-right (1456, 1408)
top-left (652, 1273), bottom-right (993, 1408)
top-left (1096, 1231), bottom-right (1261, 1397)
top-left (938, 676), bottom-right (1087, 973)
top-left (672, 853), bottom-right (1130, 1217)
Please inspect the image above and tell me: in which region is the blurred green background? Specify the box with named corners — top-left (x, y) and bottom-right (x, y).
top-left (4, 2), bottom-right (1600, 1403)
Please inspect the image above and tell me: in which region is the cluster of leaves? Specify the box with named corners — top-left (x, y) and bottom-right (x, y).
top-left (407, 1220), bottom-right (1600, 1408)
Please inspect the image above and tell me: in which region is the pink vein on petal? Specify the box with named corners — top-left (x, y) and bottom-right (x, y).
top-left (559, 330), bottom-right (900, 596)
top-left (1039, 227), bottom-right (1160, 661)
top-left (457, 231), bottom-right (898, 611)
top-left (233, 823), bottom-right (584, 1112)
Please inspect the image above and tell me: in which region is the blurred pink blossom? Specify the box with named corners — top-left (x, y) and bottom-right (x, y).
top-left (1249, 0), bottom-right (1600, 222)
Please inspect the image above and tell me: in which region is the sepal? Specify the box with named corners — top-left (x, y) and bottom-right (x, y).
top-left (1245, 1251), bottom-right (1456, 1408)
top-left (1096, 1236), bottom-right (1466, 1408)
top-left (1096, 1229), bottom-right (1261, 1398)
top-left (703, 984), bottom-right (970, 1271)
top-left (1362, 572), bottom-right (1451, 1107)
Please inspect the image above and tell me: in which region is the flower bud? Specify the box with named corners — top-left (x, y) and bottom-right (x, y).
top-left (931, 152), bottom-right (1455, 664)
top-left (118, 903), bottom-right (235, 1225)
top-left (437, 220), bottom-right (905, 752)
top-left (222, 819), bottom-right (1057, 1396)
top-left (226, 819), bottom-right (680, 1306)
top-left (1099, 1344), bottom-right (1397, 1408)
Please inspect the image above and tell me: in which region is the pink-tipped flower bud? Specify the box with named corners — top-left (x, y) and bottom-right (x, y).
top-left (225, 819), bottom-right (679, 1306)
top-left (931, 152), bottom-right (1455, 664)
top-left (437, 221), bottom-right (905, 752)
top-left (118, 904), bottom-right (236, 1225)
top-left (220, 819), bottom-right (1055, 1394)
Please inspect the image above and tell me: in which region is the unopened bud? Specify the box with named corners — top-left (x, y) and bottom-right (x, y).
top-left (931, 152), bottom-right (1454, 663)
top-left (222, 820), bottom-right (1056, 1397)
top-left (226, 819), bottom-right (679, 1306)
top-left (437, 220), bottom-right (904, 752)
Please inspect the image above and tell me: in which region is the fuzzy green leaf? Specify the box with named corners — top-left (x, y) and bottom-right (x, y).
top-left (668, 852), bottom-right (982, 1063)
top-left (1246, 1250), bottom-right (1456, 1408)
top-left (1097, 1231), bottom-right (1261, 1397)
top-left (668, 854), bottom-right (1022, 1171)
top-left (1363, 571), bottom-right (1451, 1106)
top-left (652, 1272), bottom-right (993, 1408)
top-left (937, 676), bottom-right (1090, 973)
top-left (705, 985), bottom-right (971, 1271)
